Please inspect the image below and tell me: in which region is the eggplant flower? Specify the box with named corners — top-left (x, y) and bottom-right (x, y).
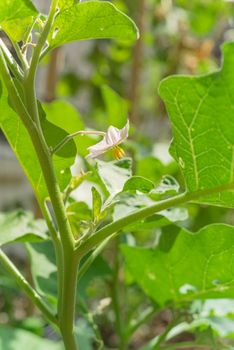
top-left (87, 120), bottom-right (129, 159)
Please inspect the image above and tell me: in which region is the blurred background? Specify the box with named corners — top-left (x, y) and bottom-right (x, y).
top-left (1, 0), bottom-right (234, 349)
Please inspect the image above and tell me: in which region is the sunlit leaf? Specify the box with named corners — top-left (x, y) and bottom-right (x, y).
top-left (0, 0), bottom-right (38, 41)
top-left (159, 42), bottom-right (234, 208)
top-left (48, 1), bottom-right (138, 49)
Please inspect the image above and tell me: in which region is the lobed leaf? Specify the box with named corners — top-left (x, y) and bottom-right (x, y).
top-left (122, 224), bottom-right (234, 306)
top-left (159, 42), bottom-right (234, 208)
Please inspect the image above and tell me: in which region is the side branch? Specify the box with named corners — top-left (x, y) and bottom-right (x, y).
top-left (0, 249), bottom-right (58, 326)
top-left (77, 182), bottom-right (234, 256)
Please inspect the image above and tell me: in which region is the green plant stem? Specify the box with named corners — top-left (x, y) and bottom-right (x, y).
top-left (60, 251), bottom-right (80, 350)
top-left (11, 39), bottom-right (29, 71)
top-left (1, 4), bottom-right (79, 350)
top-left (52, 130), bottom-right (105, 154)
top-left (153, 318), bottom-right (179, 350)
top-left (77, 182), bottom-right (234, 256)
top-left (127, 306), bottom-right (157, 339)
top-left (22, 2), bottom-right (80, 346)
top-left (0, 249), bottom-right (58, 325)
top-left (110, 240), bottom-right (124, 349)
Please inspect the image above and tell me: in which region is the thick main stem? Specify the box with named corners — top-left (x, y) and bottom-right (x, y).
top-left (60, 251), bottom-right (80, 350)
top-left (24, 67), bottom-right (79, 350)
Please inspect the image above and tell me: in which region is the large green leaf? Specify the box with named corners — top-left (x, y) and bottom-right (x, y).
top-left (0, 326), bottom-right (62, 350)
top-left (0, 84), bottom-right (76, 200)
top-left (122, 224), bottom-right (234, 306)
top-left (159, 42), bottom-right (234, 208)
top-left (0, 81), bottom-right (48, 199)
top-left (0, 0), bottom-right (38, 41)
top-left (0, 211), bottom-right (48, 245)
top-left (48, 1), bottom-right (138, 49)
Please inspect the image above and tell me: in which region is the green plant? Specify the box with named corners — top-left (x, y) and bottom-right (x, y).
top-left (1, 1), bottom-right (234, 349)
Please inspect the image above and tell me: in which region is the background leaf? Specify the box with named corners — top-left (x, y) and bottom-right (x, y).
top-left (101, 85), bottom-right (128, 128)
top-left (43, 100), bottom-right (94, 156)
top-left (122, 224), bottom-right (234, 306)
top-left (0, 211), bottom-right (48, 246)
top-left (0, 326), bottom-right (62, 350)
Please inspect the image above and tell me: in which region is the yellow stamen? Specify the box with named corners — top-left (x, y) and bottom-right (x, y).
top-left (113, 146), bottom-right (125, 160)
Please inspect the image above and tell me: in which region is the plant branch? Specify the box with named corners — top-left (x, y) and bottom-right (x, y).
top-left (77, 181), bottom-right (234, 256)
top-left (0, 249), bottom-right (58, 325)
top-left (78, 233), bottom-right (117, 282)
top-left (52, 130), bottom-right (106, 155)
top-left (127, 306), bottom-right (157, 339)
top-left (27, 0), bottom-right (59, 82)
top-left (10, 40), bottom-right (29, 71)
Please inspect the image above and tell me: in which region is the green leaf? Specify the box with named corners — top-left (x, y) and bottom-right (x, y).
top-left (28, 240), bottom-right (111, 302)
top-left (149, 176), bottom-right (180, 200)
top-left (27, 241), bottom-right (58, 303)
top-left (122, 224), bottom-right (234, 306)
top-left (48, 1), bottom-right (138, 49)
top-left (0, 86), bottom-right (76, 200)
top-left (96, 158), bottom-right (132, 195)
top-left (67, 201), bottom-right (92, 237)
top-left (101, 85), bottom-right (128, 128)
top-left (159, 42), bottom-right (234, 208)
top-left (58, 0), bottom-right (78, 11)
top-left (0, 211), bottom-right (48, 246)
top-left (39, 103), bottom-right (77, 192)
top-left (91, 187), bottom-right (102, 222)
top-left (0, 81), bottom-right (48, 200)
top-left (0, 0), bottom-right (38, 41)
top-left (43, 100), bottom-right (94, 156)
top-left (123, 176), bottom-right (155, 193)
top-left (0, 326), bottom-right (62, 350)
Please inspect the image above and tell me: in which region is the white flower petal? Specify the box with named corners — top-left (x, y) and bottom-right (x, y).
top-left (119, 120), bottom-right (129, 142)
top-left (105, 126), bottom-right (121, 145)
top-left (87, 139), bottom-right (112, 158)
top-left (87, 120), bottom-right (129, 159)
